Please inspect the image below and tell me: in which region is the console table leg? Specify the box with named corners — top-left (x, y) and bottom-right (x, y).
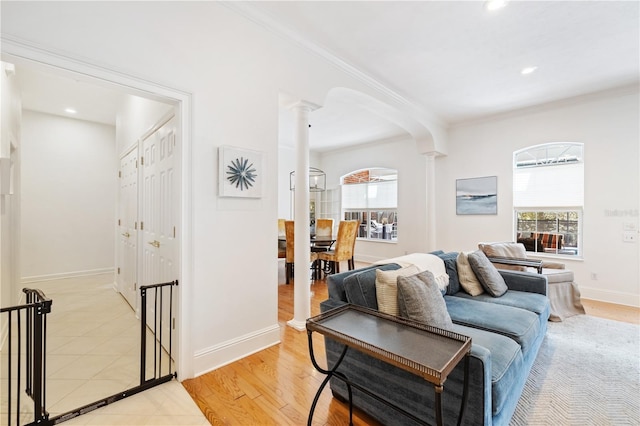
top-left (457, 354), bottom-right (470, 426)
top-left (435, 384), bottom-right (443, 426)
top-left (307, 332), bottom-right (350, 426)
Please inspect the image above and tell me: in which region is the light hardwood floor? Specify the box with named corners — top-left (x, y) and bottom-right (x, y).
top-left (183, 264), bottom-right (640, 425)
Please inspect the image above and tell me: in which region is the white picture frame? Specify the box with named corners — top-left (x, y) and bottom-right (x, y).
top-left (218, 145), bottom-right (264, 198)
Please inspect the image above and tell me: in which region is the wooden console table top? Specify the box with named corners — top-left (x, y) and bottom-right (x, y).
top-left (306, 304), bottom-right (471, 386)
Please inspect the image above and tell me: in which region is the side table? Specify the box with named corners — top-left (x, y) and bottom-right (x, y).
top-left (306, 304), bottom-right (471, 426)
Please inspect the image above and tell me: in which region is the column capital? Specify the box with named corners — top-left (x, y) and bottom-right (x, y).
top-left (286, 100), bottom-right (322, 112)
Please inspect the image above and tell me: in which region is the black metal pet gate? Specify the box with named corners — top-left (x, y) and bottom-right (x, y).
top-left (1, 280), bottom-right (178, 425)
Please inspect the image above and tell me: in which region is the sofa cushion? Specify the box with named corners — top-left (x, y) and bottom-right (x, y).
top-left (343, 263), bottom-right (401, 309)
top-left (452, 291), bottom-right (550, 329)
top-left (375, 265), bottom-right (420, 316)
top-left (468, 250), bottom-right (508, 297)
top-left (478, 242), bottom-right (528, 272)
top-left (445, 296), bottom-right (540, 354)
top-left (397, 271), bottom-right (453, 330)
top-left (452, 324), bottom-right (524, 416)
top-left (434, 251), bottom-right (461, 295)
top-left (456, 252), bottom-right (484, 296)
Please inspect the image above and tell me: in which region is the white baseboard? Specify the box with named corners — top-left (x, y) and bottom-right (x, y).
top-left (193, 324), bottom-right (281, 378)
top-left (21, 268), bottom-right (115, 284)
top-left (580, 286), bottom-right (640, 308)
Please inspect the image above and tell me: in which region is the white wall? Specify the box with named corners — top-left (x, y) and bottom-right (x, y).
top-left (0, 2), bottom-right (446, 377)
top-left (21, 111), bottom-right (116, 281)
top-left (0, 61), bottom-right (21, 309)
top-left (116, 94), bottom-right (174, 155)
top-left (436, 89), bottom-right (640, 307)
top-left (319, 136), bottom-right (428, 262)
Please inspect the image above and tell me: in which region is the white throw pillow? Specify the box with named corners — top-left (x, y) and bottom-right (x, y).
top-left (456, 251), bottom-right (485, 296)
top-left (375, 265), bottom-right (420, 316)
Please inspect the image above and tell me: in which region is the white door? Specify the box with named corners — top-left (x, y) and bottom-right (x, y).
top-left (140, 114), bottom-right (178, 348)
top-left (117, 147), bottom-right (138, 309)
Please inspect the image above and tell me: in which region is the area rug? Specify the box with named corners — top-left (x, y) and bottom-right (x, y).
top-left (510, 315), bottom-right (640, 425)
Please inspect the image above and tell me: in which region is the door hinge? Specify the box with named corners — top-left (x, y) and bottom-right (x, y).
top-left (118, 170), bottom-right (122, 178)
top-left (118, 219), bottom-right (121, 226)
top-left (135, 222), bottom-right (138, 230)
top-left (172, 317), bottom-right (176, 330)
top-left (140, 156), bottom-right (144, 166)
top-left (134, 282), bottom-right (137, 291)
top-left (173, 226), bottom-right (176, 238)
top-left (141, 221), bottom-right (144, 230)
top-left (117, 267), bottom-right (120, 274)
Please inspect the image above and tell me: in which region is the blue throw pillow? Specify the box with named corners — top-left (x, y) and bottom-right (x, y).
top-left (435, 251), bottom-right (460, 295)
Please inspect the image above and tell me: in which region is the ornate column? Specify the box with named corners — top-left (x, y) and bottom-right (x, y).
top-left (287, 101), bottom-right (319, 331)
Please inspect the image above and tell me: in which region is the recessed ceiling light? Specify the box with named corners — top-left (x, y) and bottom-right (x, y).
top-left (521, 66), bottom-right (538, 75)
top-left (485, 0), bottom-right (508, 11)
top-left (65, 108), bottom-right (77, 114)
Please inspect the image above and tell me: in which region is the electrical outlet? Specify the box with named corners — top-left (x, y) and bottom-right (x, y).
top-left (623, 231), bottom-right (637, 243)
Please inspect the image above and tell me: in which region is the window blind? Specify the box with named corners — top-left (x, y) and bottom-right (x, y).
top-left (342, 180), bottom-right (397, 209)
top-left (513, 162), bottom-right (584, 207)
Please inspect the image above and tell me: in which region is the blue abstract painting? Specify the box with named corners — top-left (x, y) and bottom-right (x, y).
top-left (456, 176), bottom-right (497, 215)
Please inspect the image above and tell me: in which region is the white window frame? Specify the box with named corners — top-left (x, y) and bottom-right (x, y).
top-left (513, 143), bottom-right (584, 258)
top-left (341, 168), bottom-right (398, 242)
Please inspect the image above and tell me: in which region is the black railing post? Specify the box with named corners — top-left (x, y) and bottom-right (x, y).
top-left (32, 296), bottom-right (52, 424)
top-left (140, 286), bottom-right (148, 386)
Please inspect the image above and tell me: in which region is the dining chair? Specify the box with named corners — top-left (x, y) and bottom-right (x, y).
top-left (318, 220), bottom-right (358, 274)
top-left (277, 218), bottom-right (286, 259)
top-left (284, 220), bottom-right (319, 284)
top-left (311, 218), bottom-right (334, 253)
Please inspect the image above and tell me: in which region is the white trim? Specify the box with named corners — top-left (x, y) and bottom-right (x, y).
top-left (193, 324), bottom-right (281, 378)
top-left (2, 36), bottom-right (195, 380)
top-left (581, 290), bottom-right (640, 309)
top-left (21, 268), bottom-right (114, 284)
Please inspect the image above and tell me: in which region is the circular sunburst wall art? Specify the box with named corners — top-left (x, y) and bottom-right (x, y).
top-left (218, 146), bottom-right (263, 198)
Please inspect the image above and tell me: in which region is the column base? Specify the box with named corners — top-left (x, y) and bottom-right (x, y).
top-left (287, 318), bottom-right (306, 331)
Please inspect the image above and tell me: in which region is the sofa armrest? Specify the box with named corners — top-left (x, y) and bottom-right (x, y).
top-left (487, 256), bottom-right (543, 273)
top-left (541, 261), bottom-right (565, 269)
top-left (499, 270), bottom-right (548, 296)
top-left (320, 298), bottom-right (348, 313)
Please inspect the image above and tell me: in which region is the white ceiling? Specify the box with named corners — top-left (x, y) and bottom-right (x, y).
top-left (16, 65), bottom-right (123, 126)
top-left (13, 1), bottom-right (640, 151)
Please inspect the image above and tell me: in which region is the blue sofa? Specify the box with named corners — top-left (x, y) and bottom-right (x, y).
top-left (320, 255), bottom-right (550, 426)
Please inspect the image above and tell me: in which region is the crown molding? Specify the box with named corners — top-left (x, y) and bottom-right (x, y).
top-left (222, 2), bottom-right (446, 129)
top-left (451, 82), bottom-right (640, 129)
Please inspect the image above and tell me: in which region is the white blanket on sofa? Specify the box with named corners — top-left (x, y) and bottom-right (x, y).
top-left (375, 253), bottom-right (449, 291)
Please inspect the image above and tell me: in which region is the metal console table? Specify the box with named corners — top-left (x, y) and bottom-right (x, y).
top-left (306, 304), bottom-right (472, 426)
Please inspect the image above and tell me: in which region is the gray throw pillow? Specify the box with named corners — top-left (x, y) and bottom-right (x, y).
top-left (397, 271), bottom-right (453, 330)
top-left (467, 250), bottom-right (508, 297)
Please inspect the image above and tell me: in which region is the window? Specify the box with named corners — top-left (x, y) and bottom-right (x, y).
top-left (342, 168), bottom-right (397, 242)
top-left (513, 143), bottom-right (583, 256)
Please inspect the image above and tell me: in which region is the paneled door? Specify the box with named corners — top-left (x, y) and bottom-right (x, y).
top-left (140, 114), bottom-right (178, 347)
top-left (117, 146), bottom-right (138, 309)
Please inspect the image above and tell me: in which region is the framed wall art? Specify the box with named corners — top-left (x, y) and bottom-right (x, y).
top-left (218, 145), bottom-right (264, 198)
top-left (456, 176), bottom-right (497, 215)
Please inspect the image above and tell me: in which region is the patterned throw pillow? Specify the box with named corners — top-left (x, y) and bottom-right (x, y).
top-left (468, 250), bottom-right (508, 297)
top-left (397, 271), bottom-right (453, 330)
top-left (456, 251), bottom-right (485, 296)
top-left (375, 265), bottom-right (420, 316)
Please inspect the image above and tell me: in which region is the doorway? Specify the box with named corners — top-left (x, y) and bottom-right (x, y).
top-left (4, 57), bottom-right (187, 416)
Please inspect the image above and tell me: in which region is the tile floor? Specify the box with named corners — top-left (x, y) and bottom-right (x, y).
top-left (1, 273), bottom-right (206, 425)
